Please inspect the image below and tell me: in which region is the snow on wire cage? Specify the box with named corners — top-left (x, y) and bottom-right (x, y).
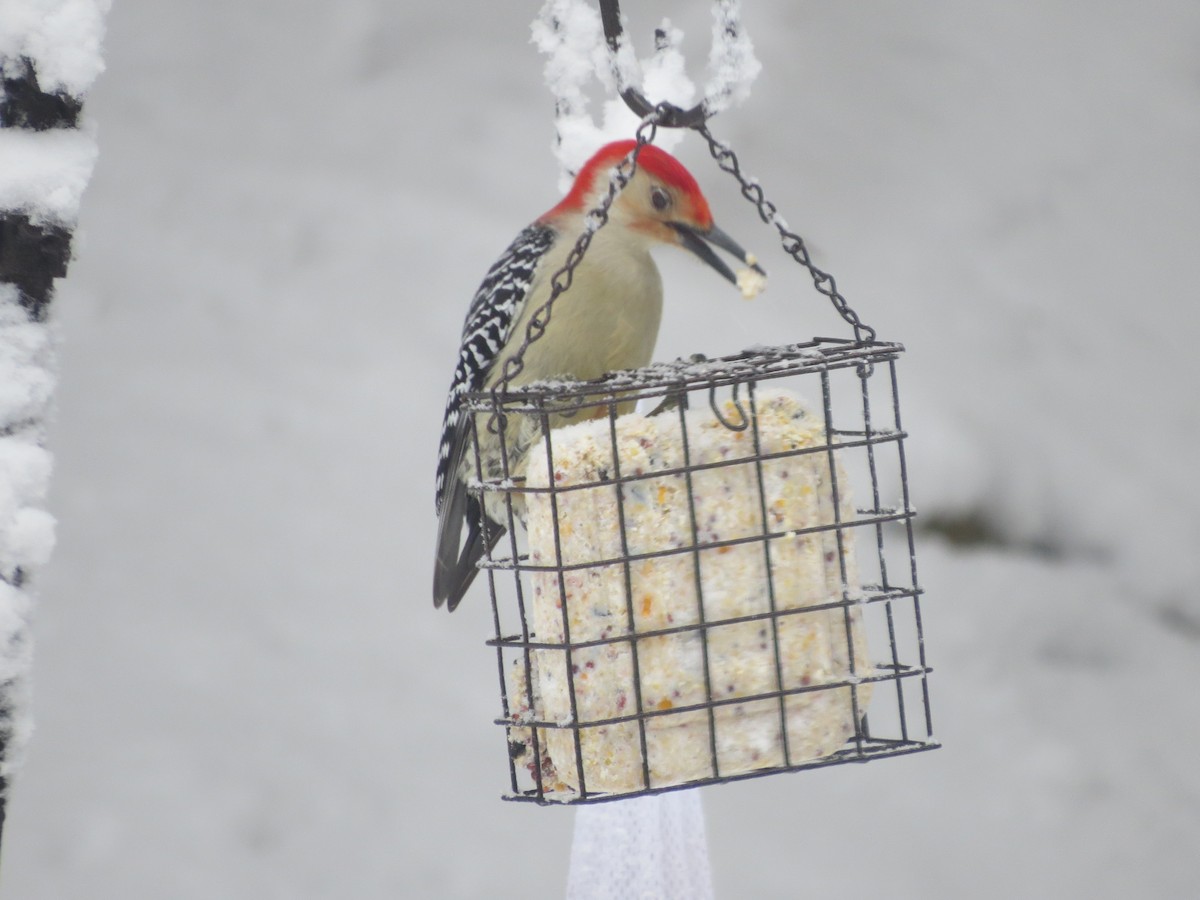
top-left (464, 13), bottom-right (937, 803)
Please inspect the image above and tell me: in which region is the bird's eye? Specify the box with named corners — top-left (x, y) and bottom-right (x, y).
top-left (651, 186), bottom-right (671, 212)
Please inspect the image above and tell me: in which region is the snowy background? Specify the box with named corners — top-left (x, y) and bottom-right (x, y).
top-left (6, 1), bottom-right (1200, 897)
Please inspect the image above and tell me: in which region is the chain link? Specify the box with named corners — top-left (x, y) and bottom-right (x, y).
top-left (490, 108), bottom-right (877, 416)
top-left (695, 124), bottom-right (876, 344)
top-left (490, 111), bottom-right (664, 403)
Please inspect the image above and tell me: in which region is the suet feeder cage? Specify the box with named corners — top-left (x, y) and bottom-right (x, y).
top-left (466, 3), bottom-right (938, 805)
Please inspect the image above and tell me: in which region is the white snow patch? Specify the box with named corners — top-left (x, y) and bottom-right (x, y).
top-left (533, 0), bottom-right (711, 191)
top-left (530, 0), bottom-right (760, 186)
top-left (0, 126), bottom-right (98, 225)
top-left (0, 286), bottom-right (58, 423)
top-left (703, 0), bottom-right (761, 114)
top-left (639, 19), bottom-right (695, 116)
top-left (0, 0), bottom-right (110, 97)
top-left (0, 286), bottom-right (57, 785)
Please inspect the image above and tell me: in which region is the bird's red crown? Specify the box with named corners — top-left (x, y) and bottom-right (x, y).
top-left (542, 141), bottom-right (713, 229)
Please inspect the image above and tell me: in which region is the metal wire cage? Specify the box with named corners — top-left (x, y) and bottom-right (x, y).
top-left (467, 337), bottom-right (937, 804)
top-left (453, 38), bottom-right (938, 799)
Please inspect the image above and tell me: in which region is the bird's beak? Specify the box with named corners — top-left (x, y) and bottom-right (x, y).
top-left (670, 222), bottom-right (766, 286)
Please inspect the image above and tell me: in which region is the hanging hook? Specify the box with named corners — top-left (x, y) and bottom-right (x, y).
top-left (710, 383), bottom-right (749, 432)
top-left (598, 0), bottom-right (710, 129)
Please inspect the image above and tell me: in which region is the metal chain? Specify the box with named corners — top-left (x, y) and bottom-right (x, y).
top-left (695, 123), bottom-right (876, 344)
top-left (488, 105), bottom-right (877, 413)
top-left (490, 111), bottom-right (663, 403)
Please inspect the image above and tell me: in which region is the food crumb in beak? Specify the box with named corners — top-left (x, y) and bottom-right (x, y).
top-left (737, 265), bottom-right (767, 300)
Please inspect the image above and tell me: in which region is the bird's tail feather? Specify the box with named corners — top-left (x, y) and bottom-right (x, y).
top-left (434, 490), bottom-right (506, 611)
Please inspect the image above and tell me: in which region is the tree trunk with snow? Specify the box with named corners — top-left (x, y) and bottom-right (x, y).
top-left (0, 0), bottom-right (108, 851)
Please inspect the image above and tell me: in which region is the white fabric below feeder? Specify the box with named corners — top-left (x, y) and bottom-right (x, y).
top-left (566, 791), bottom-right (714, 900)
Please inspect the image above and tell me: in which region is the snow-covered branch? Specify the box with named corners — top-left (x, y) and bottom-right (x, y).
top-left (0, 0), bottom-right (107, 833)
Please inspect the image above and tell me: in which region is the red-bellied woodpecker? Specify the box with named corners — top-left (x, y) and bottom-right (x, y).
top-left (434, 140), bottom-right (764, 610)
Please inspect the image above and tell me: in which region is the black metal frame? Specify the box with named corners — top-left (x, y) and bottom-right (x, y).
top-left (468, 338), bottom-right (937, 804)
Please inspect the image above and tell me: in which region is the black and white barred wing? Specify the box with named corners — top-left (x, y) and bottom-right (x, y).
top-left (434, 223), bottom-right (555, 514)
